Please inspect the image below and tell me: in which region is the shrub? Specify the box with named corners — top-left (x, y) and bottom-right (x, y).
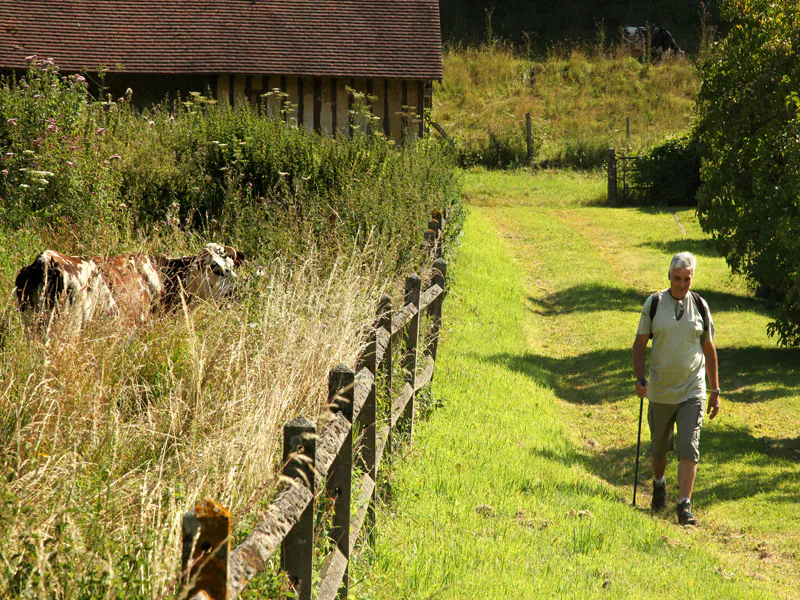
top-left (626, 133), bottom-right (701, 205)
top-left (0, 61), bottom-right (461, 272)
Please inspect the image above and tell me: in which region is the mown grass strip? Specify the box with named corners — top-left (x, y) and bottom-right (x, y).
top-left (356, 200), bottom-right (775, 599)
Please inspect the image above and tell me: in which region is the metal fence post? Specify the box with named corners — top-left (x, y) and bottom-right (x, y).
top-left (281, 417), bottom-right (317, 600)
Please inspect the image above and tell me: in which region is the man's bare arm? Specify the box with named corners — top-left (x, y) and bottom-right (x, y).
top-left (633, 333), bottom-right (650, 398)
top-left (702, 339), bottom-right (720, 419)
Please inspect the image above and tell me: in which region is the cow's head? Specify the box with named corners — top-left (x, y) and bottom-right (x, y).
top-left (183, 243), bottom-right (245, 299)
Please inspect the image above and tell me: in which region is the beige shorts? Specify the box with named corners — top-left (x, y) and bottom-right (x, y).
top-left (648, 397), bottom-right (705, 463)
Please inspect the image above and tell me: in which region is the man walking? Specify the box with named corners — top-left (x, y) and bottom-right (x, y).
top-left (632, 252), bottom-right (720, 525)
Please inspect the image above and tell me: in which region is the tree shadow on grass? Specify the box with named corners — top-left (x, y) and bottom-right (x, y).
top-left (639, 238), bottom-right (720, 260)
top-left (526, 283), bottom-right (770, 318)
top-left (486, 344), bottom-right (800, 406)
top-left (527, 424), bottom-right (799, 508)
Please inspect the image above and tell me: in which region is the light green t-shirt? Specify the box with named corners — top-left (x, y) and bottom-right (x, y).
top-left (636, 290), bottom-right (715, 405)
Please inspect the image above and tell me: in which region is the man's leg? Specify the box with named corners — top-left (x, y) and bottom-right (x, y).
top-left (675, 398), bottom-right (704, 525)
top-left (648, 401), bottom-right (677, 512)
top-left (651, 457), bottom-right (667, 480)
top-left (678, 459), bottom-right (697, 499)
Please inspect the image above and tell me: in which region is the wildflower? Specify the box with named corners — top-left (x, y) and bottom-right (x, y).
top-left (148, 120), bottom-right (155, 126)
top-left (47, 124), bottom-right (57, 132)
top-left (5, 152), bottom-right (14, 158)
top-left (1, 170), bottom-right (8, 176)
top-left (6, 118), bottom-right (17, 125)
top-left (110, 154), bottom-right (121, 160)
top-left (33, 94), bottom-right (42, 99)
top-left (278, 171), bottom-right (289, 177)
top-left (73, 74), bottom-right (86, 83)
top-left (19, 184), bottom-right (30, 189)
top-left (37, 179), bottom-right (49, 185)
top-left (95, 127), bottom-right (107, 135)
top-left (24, 54), bottom-right (37, 62)
top-left (102, 160), bottom-right (110, 165)
top-left (66, 161), bottom-right (74, 167)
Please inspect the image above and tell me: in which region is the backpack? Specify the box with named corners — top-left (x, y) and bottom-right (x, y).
top-left (649, 290), bottom-right (708, 339)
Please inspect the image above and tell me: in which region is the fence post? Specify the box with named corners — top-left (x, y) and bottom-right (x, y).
top-left (327, 364), bottom-right (355, 598)
top-left (181, 499), bottom-right (231, 600)
top-left (281, 417), bottom-right (317, 600)
top-left (526, 112), bottom-right (533, 165)
top-left (378, 294), bottom-right (394, 457)
top-left (607, 148), bottom-right (617, 207)
top-left (357, 325), bottom-right (378, 545)
top-left (401, 274), bottom-right (422, 443)
top-left (427, 259), bottom-right (447, 374)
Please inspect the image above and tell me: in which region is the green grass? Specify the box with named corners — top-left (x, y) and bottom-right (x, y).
top-left (354, 170), bottom-right (800, 599)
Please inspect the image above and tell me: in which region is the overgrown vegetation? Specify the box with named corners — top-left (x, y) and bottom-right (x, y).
top-left (625, 132), bottom-right (702, 206)
top-left (434, 42), bottom-right (699, 168)
top-left (0, 60), bottom-right (462, 597)
top-left (695, 0), bottom-right (800, 345)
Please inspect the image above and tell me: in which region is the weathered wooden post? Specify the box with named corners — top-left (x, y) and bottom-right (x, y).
top-left (526, 112), bottom-right (533, 165)
top-left (626, 116), bottom-right (631, 152)
top-left (357, 325), bottom-right (378, 545)
top-left (326, 364), bottom-right (355, 598)
top-left (281, 417), bottom-right (317, 600)
top-left (378, 294), bottom-right (394, 457)
top-left (181, 499), bottom-right (231, 600)
top-left (402, 274), bottom-right (422, 443)
top-left (427, 259), bottom-right (447, 373)
top-left (608, 148), bottom-right (617, 207)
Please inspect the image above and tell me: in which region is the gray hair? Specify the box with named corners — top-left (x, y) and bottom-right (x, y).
top-left (669, 252), bottom-right (696, 277)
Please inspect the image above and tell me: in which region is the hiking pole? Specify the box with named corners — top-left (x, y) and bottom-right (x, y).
top-left (632, 394), bottom-right (644, 506)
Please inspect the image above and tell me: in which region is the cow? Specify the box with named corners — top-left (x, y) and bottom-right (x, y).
top-left (14, 250), bottom-right (117, 329)
top-left (15, 243), bottom-right (244, 330)
top-left (623, 26), bottom-right (684, 61)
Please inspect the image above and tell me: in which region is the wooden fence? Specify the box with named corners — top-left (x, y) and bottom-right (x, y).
top-left (607, 147), bottom-right (651, 206)
top-left (178, 210), bottom-right (448, 600)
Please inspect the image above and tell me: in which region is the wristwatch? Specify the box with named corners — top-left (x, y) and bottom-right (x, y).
top-left (709, 388), bottom-right (721, 394)
top-left (637, 378), bottom-right (647, 386)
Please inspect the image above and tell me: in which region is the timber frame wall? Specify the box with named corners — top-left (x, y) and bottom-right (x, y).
top-left (177, 210), bottom-right (448, 600)
top-left (216, 75), bottom-right (432, 142)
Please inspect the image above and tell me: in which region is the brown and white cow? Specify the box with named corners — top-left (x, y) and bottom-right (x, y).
top-left (15, 243), bottom-right (244, 329)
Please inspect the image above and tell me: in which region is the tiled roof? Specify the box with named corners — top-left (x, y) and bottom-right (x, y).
top-left (0, 1), bottom-right (443, 79)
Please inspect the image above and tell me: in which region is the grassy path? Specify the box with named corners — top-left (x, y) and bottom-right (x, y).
top-left (355, 171), bottom-right (799, 599)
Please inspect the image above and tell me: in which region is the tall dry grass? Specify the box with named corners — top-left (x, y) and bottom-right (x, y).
top-left (0, 239), bottom-right (398, 597)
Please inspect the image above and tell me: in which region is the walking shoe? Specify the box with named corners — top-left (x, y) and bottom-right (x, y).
top-left (677, 499), bottom-right (698, 526)
top-left (651, 479), bottom-right (667, 512)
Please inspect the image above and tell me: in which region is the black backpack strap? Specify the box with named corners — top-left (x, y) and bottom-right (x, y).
top-left (691, 291), bottom-right (709, 332)
top-left (648, 292), bottom-right (660, 339)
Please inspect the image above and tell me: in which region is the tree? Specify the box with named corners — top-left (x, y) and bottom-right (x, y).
top-left (696, 0), bottom-right (800, 344)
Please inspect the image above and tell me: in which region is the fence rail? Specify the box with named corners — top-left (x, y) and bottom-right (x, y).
top-left (179, 210), bottom-right (448, 600)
